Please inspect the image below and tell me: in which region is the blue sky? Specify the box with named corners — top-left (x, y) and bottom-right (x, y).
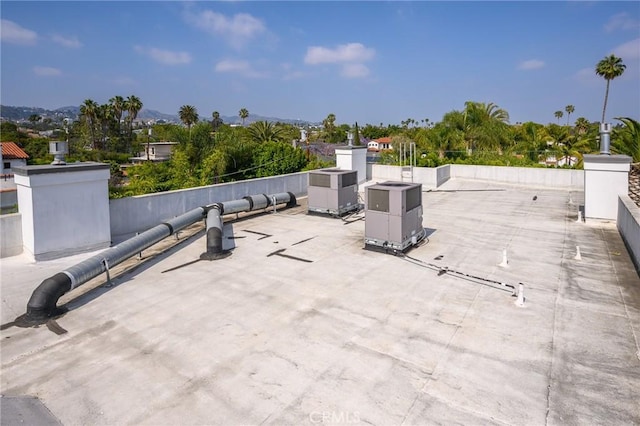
top-left (1, 1), bottom-right (638, 126)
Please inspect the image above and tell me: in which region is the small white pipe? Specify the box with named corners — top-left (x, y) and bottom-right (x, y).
top-left (499, 249), bottom-right (509, 268)
top-left (515, 283), bottom-right (525, 307)
top-left (576, 210), bottom-right (583, 223)
top-left (574, 245), bottom-right (582, 260)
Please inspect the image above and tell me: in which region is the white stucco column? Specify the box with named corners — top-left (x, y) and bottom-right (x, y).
top-left (14, 162), bottom-right (111, 261)
top-left (335, 146), bottom-right (367, 184)
top-left (583, 154), bottom-right (632, 221)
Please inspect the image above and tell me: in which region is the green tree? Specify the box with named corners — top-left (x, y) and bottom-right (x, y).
top-left (574, 117), bottom-right (590, 135)
top-left (612, 117), bottom-right (640, 162)
top-left (80, 99), bottom-right (99, 150)
top-left (247, 121), bottom-right (285, 144)
top-left (179, 105), bottom-right (199, 134)
top-left (252, 141), bottom-right (308, 177)
top-left (109, 95), bottom-right (125, 148)
top-left (322, 113), bottom-right (336, 142)
top-left (211, 111), bottom-right (224, 133)
top-left (565, 105), bottom-right (575, 126)
top-left (462, 101), bottom-right (511, 154)
top-left (28, 114), bottom-right (41, 128)
top-left (554, 110), bottom-right (563, 124)
top-left (239, 108), bottom-right (249, 126)
top-left (353, 122), bottom-right (361, 146)
top-left (125, 95), bottom-right (143, 152)
top-left (595, 54), bottom-right (626, 123)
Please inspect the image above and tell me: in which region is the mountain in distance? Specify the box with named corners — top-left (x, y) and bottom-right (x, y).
top-left (1, 104), bottom-right (319, 126)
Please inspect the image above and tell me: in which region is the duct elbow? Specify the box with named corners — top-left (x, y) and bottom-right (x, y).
top-left (20, 272), bottom-right (72, 325)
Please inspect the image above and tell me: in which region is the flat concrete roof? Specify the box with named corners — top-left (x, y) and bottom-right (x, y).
top-left (1, 178), bottom-right (639, 425)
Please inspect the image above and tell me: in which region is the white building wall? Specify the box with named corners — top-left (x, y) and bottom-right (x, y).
top-left (583, 155), bottom-right (632, 220)
top-left (335, 146), bottom-right (367, 184)
top-left (14, 163), bottom-right (111, 261)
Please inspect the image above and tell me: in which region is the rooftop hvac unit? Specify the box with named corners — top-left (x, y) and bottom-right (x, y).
top-left (364, 181), bottom-right (425, 253)
top-left (307, 168), bottom-right (360, 216)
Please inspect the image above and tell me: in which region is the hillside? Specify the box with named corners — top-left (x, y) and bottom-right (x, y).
top-left (0, 104), bottom-right (319, 126)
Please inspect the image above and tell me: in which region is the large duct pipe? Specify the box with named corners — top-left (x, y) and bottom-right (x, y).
top-left (599, 122), bottom-right (611, 155)
top-left (19, 206), bottom-right (206, 325)
top-left (201, 192), bottom-right (297, 259)
top-left (19, 192), bottom-right (297, 325)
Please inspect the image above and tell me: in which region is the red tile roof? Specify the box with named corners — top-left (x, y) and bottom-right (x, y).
top-left (375, 137), bottom-right (392, 143)
top-left (1, 142), bottom-right (29, 159)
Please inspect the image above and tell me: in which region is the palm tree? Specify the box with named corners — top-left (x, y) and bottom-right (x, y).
top-left (28, 114), bottom-right (41, 128)
top-left (109, 95), bottom-right (125, 144)
top-left (554, 110), bottom-right (563, 124)
top-left (462, 101), bottom-right (511, 153)
top-left (96, 103), bottom-right (114, 150)
top-left (612, 117), bottom-right (640, 162)
top-left (80, 99), bottom-right (99, 150)
top-left (179, 105), bottom-right (199, 139)
top-left (211, 111), bottom-right (223, 133)
top-left (574, 117), bottom-right (590, 135)
top-left (565, 105), bottom-right (575, 126)
top-left (125, 95), bottom-right (143, 151)
top-left (595, 54), bottom-right (626, 123)
top-left (239, 108), bottom-right (249, 126)
top-left (247, 121), bottom-right (285, 144)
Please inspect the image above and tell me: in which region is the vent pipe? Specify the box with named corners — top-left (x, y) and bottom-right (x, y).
top-left (599, 122), bottom-right (611, 155)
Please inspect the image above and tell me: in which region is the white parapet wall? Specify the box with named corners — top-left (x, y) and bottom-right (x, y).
top-left (110, 171), bottom-right (309, 242)
top-left (449, 164), bottom-right (584, 189)
top-left (0, 213), bottom-right (23, 258)
top-left (371, 163), bottom-right (582, 189)
top-left (370, 164), bottom-right (450, 188)
top-left (617, 195), bottom-right (640, 272)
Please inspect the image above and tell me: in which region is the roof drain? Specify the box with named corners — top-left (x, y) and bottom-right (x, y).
top-left (201, 192), bottom-right (296, 260)
top-left (17, 192), bottom-right (297, 326)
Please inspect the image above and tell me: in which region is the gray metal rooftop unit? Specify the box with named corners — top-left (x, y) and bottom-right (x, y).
top-left (307, 168), bottom-right (360, 216)
top-left (364, 181), bottom-right (425, 253)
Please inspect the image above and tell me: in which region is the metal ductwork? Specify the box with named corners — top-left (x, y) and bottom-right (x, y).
top-left (201, 192), bottom-right (296, 259)
top-left (19, 192), bottom-right (297, 326)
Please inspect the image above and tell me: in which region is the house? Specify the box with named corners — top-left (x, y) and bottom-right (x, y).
top-left (130, 141), bottom-right (178, 163)
top-left (367, 136), bottom-right (393, 152)
top-left (1, 142), bottom-right (29, 174)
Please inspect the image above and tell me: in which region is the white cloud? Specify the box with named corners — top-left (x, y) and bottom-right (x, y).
top-left (304, 43), bottom-right (375, 64)
top-left (33, 66), bottom-right (61, 76)
top-left (518, 59), bottom-right (545, 70)
top-left (52, 34), bottom-right (82, 48)
top-left (184, 9), bottom-right (265, 49)
top-left (215, 59), bottom-right (267, 78)
top-left (604, 12), bottom-right (640, 32)
top-left (1, 19), bottom-right (37, 45)
top-left (612, 38), bottom-right (640, 60)
top-left (134, 46), bottom-right (191, 65)
top-left (341, 63), bottom-right (370, 78)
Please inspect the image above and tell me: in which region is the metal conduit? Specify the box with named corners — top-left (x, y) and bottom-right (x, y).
top-left (19, 192), bottom-right (296, 326)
